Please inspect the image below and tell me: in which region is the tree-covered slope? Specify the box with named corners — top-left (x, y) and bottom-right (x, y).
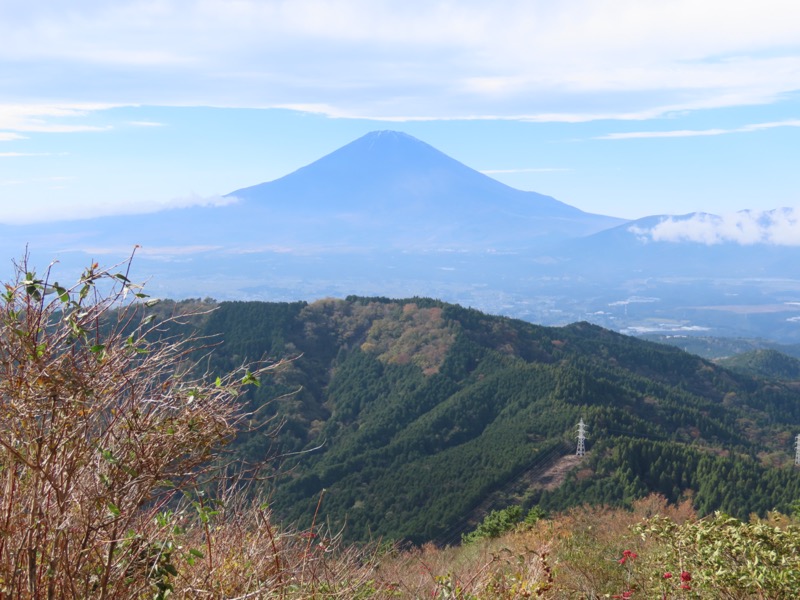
top-left (192, 297), bottom-right (800, 543)
top-left (716, 348), bottom-right (800, 380)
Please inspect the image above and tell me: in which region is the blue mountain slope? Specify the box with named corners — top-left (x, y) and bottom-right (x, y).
top-left (226, 131), bottom-right (625, 250)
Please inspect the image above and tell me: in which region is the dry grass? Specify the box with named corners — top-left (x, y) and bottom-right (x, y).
top-left (367, 495), bottom-right (697, 599)
top-left (157, 495), bottom-right (386, 599)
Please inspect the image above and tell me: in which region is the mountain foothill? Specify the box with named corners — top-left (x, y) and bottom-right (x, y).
top-left (144, 295), bottom-right (800, 544)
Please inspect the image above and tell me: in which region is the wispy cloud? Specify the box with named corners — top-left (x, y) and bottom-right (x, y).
top-left (0, 104), bottom-right (116, 134)
top-left (598, 119), bottom-right (800, 140)
top-left (629, 208), bottom-right (800, 246)
top-left (481, 167), bottom-right (570, 174)
top-left (273, 105), bottom-right (628, 123)
top-left (0, 152), bottom-right (53, 157)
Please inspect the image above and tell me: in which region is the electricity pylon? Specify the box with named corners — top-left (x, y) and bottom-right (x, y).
top-left (576, 418), bottom-right (587, 457)
top-left (795, 434), bottom-right (800, 466)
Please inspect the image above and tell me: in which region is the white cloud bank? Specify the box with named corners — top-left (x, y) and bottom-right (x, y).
top-left (2, 1), bottom-right (800, 123)
top-left (629, 208), bottom-right (800, 246)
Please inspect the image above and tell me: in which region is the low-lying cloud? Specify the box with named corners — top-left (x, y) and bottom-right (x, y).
top-left (481, 167), bottom-right (570, 174)
top-left (0, 194), bottom-right (238, 225)
top-left (629, 208), bottom-right (800, 246)
top-left (163, 194), bottom-right (238, 210)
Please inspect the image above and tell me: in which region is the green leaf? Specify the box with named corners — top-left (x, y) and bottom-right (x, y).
top-left (241, 370), bottom-right (260, 387)
top-left (107, 502), bottom-right (121, 518)
top-left (53, 283), bottom-right (69, 303)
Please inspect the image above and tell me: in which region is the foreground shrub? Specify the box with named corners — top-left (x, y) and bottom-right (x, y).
top-left (637, 511), bottom-right (800, 599)
top-left (0, 255), bottom-right (278, 598)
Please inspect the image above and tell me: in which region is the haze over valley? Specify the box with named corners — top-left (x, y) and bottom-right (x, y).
top-left (5, 130), bottom-right (800, 348)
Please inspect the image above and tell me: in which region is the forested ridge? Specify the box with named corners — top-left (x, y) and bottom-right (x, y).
top-left (155, 295), bottom-right (800, 544)
top-left (716, 347), bottom-right (800, 380)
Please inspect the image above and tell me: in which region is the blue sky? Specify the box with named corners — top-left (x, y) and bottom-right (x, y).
top-left (2, 0), bottom-right (800, 225)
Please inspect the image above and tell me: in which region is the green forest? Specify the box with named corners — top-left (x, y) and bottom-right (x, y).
top-left (147, 295), bottom-right (800, 544)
